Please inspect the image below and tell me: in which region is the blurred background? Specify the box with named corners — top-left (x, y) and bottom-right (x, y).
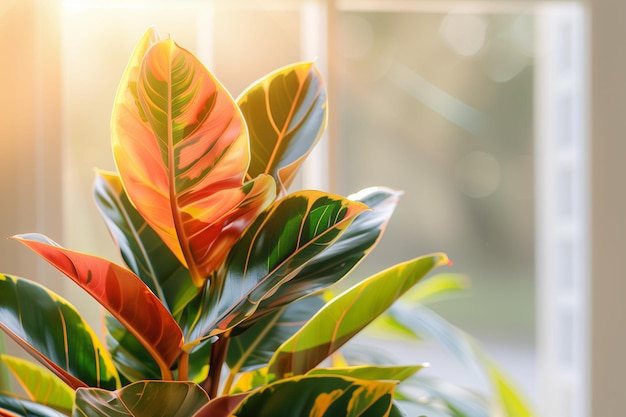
top-left (2, 1), bottom-right (625, 417)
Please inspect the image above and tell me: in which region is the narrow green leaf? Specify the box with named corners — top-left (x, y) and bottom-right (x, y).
top-left (238, 61), bottom-right (327, 193)
top-left (94, 171), bottom-right (197, 317)
top-left (186, 191), bottom-right (368, 345)
top-left (0, 395), bottom-right (68, 417)
top-left (389, 305), bottom-right (535, 417)
top-left (0, 274), bottom-right (119, 390)
top-left (73, 381), bottom-right (209, 417)
top-left (13, 234), bottom-right (183, 380)
top-left (402, 273), bottom-right (470, 305)
top-left (0, 355), bottom-right (73, 412)
top-left (254, 187), bottom-right (402, 317)
top-left (231, 375), bottom-right (396, 417)
top-left (268, 254), bottom-right (448, 379)
top-left (307, 364), bottom-right (426, 383)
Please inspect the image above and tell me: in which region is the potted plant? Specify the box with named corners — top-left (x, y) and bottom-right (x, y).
top-left (0, 28), bottom-right (532, 416)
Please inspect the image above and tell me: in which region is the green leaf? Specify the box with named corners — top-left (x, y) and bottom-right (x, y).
top-left (238, 61), bottom-right (327, 193)
top-left (104, 315), bottom-right (161, 383)
top-left (0, 355), bottom-right (74, 412)
top-left (389, 305), bottom-right (535, 417)
top-left (231, 375), bottom-right (396, 417)
top-left (93, 171), bottom-right (197, 318)
top-left (307, 364), bottom-right (426, 383)
top-left (254, 187), bottom-right (402, 318)
top-left (268, 253), bottom-right (449, 379)
top-left (13, 234), bottom-right (183, 380)
top-left (0, 274), bottom-right (119, 390)
top-left (226, 295), bottom-right (325, 375)
top-left (186, 191), bottom-right (368, 345)
top-left (0, 395), bottom-right (68, 417)
top-left (73, 381), bottom-right (209, 417)
top-left (402, 273), bottom-right (470, 305)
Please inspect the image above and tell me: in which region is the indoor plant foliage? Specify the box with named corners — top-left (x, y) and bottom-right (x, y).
top-left (0, 28), bottom-right (450, 416)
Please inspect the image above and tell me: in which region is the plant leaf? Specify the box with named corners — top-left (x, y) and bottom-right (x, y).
top-left (238, 62), bottom-right (327, 193)
top-left (112, 31), bottom-right (275, 287)
top-left (192, 393), bottom-right (249, 417)
top-left (0, 355), bottom-right (74, 412)
top-left (186, 191), bottom-right (368, 345)
top-left (73, 381), bottom-right (209, 417)
top-left (230, 375), bottom-right (396, 417)
top-left (388, 304), bottom-right (535, 417)
top-left (0, 395), bottom-right (68, 417)
top-left (13, 234), bottom-right (183, 380)
top-left (254, 187), bottom-right (402, 317)
top-left (307, 364), bottom-right (426, 383)
top-left (268, 253), bottom-right (449, 379)
top-left (402, 273), bottom-right (470, 305)
top-left (0, 274), bottom-right (119, 390)
top-left (104, 315), bottom-right (161, 383)
top-left (94, 171), bottom-right (197, 317)
top-left (226, 295), bottom-right (325, 375)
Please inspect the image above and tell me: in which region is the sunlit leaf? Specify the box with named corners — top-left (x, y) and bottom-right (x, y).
top-left (307, 364), bottom-right (426, 383)
top-left (13, 234), bottom-right (183, 380)
top-left (186, 191), bottom-right (368, 344)
top-left (94, 171), bottom-right (197, 317)
top-left (238, 62), bottom-right (327, 193)
top-left (0, 355), bottom-right (74, 412)
top-left (112, 30), bottom-right (275, 287)
top-left (0, 274), bottom-right (119, 390)
top-left (0, 395), bottom-right (68, 417)
top-left (254, 187), bottom-right (402, 317)
top-left (268, 254), bottom-right (448, 379)
top-left (402, 273), bottom-right (470, 305)
top-left (74, 381), bottom-right (209, 417)
top-left (231, 375), bottom-right (396, 417)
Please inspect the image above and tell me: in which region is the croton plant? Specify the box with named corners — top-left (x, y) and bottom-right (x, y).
top-left (0, 28), bottom-right (531, 417)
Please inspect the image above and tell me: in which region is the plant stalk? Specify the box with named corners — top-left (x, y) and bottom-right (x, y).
top-left (202, 335), bottom-right (230, 398)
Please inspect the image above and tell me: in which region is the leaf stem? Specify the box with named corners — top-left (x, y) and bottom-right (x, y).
top-left (178, 351), bottom-right (189, 381)
top-left (202, 335), bottom-right (230, 398)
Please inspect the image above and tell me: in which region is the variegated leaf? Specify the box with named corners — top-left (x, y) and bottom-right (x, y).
top-left (13, 234), bottom-right (183, 380)
top-left (268, 254), bottom-right (449, 379)
top-left (185, 191), bottom-right (368, 345)
top-left (0, 355), bottom-right (74, 412)
top-left (238, 62), bottom-right (327, 193)
top-left (0, 275), bottom-right (119, 390)
top-left (112, 29), bottom-right (275, 287)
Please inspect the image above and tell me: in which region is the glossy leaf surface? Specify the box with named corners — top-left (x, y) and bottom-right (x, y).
top-left (0, 396), bottom-right (68, 417)
top-left (307, 364), bottom-right (425, 383)
top-left (94, 171), bottom-right (197, 317)
top-left (254, 187), bottom-right (401, 317)
top-left (0, 355), bottom-right (73, 412)
top-left (226, 295), bottom-right (325, 375)
top-left (268, 253), bottom-right (448, 379)
top-left (74, 381), bottom-right (209, 417)
top-left (187, 191), bottom-right (368, 344)
top-left (112, 30), bottom-right (275, 286)
top-left (231, 375), bottom-right (396, 417)
top-left (238, 62), bottom-right (327, 192)
top-left (13, 234), bottom-right (183, 379)
top-left (192, 393), bottom-right (248, 417)
top-left (0, 275), bottom-right (118, 390)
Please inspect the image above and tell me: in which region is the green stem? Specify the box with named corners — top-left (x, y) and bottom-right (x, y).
top-left (202, 336), bottom-right (230, 398)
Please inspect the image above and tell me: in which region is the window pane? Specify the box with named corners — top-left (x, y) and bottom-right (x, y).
top-left (335, 10), bottom-right (536, 395)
